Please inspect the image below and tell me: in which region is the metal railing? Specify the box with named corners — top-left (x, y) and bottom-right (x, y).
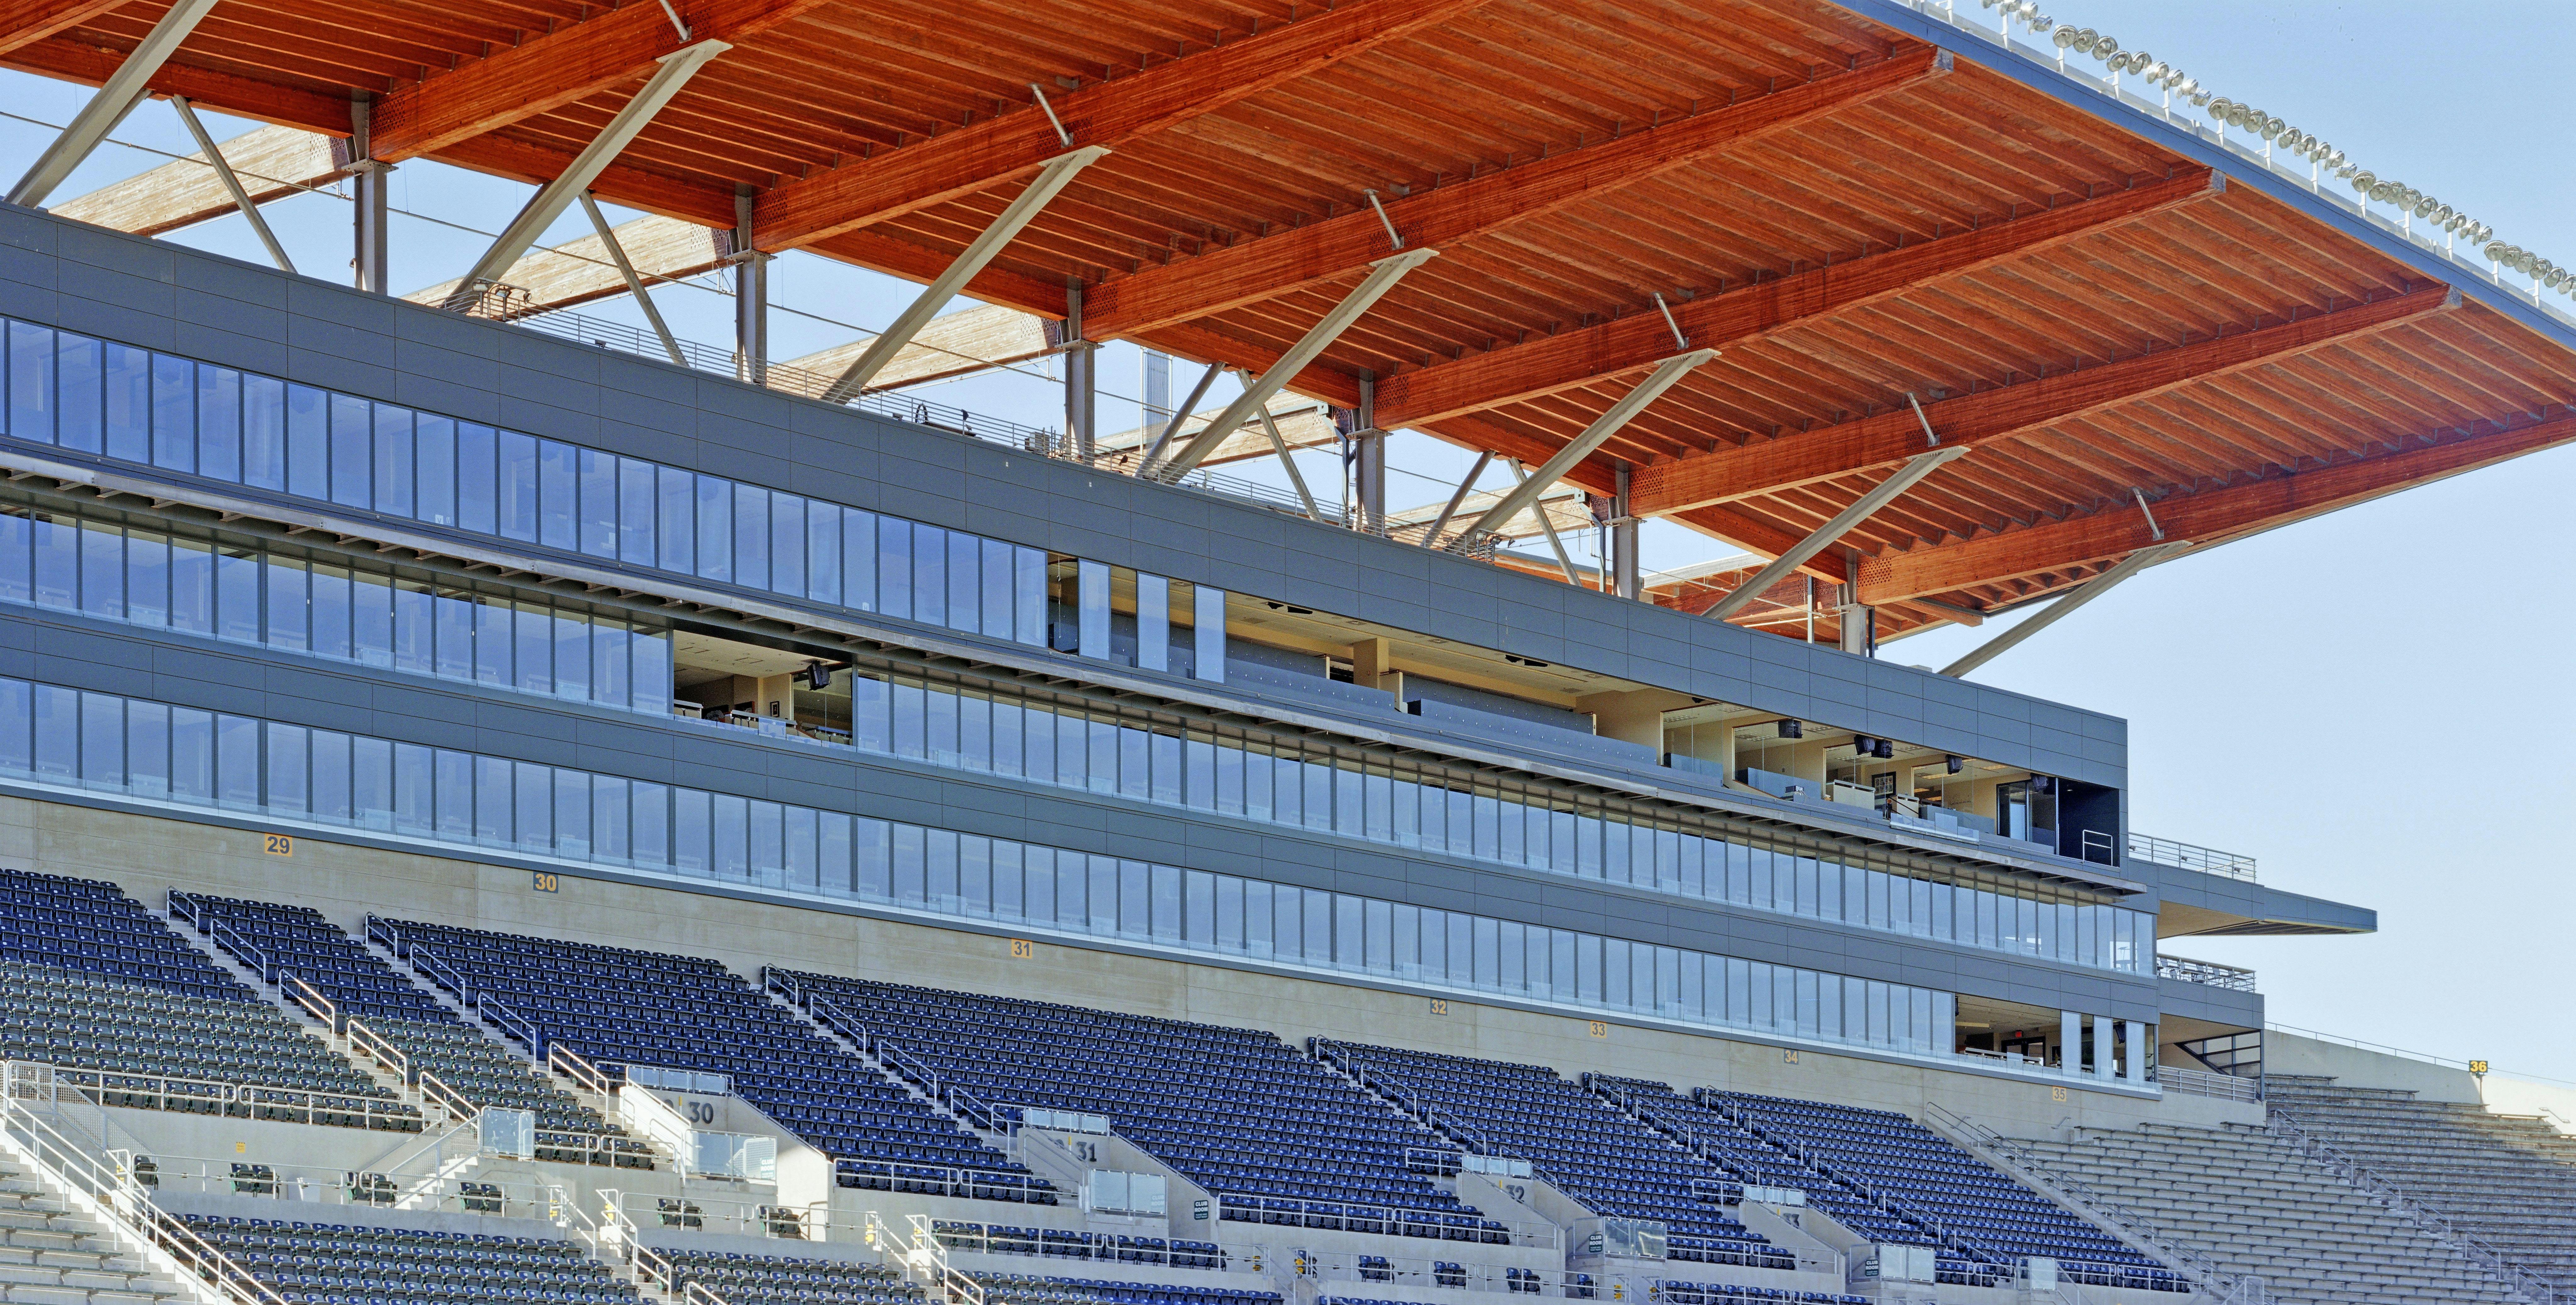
top-left (1214, 1191), bottom-right (1544, 1247)
top-left (0, 1070), bottom-right (288, 1305)
top-left (2154, 954), bottom-right (2258, 992)
top-left (2267, 1109), bottom-right (2568, 1305)
top-left (588, 1187), bottom-right (733, 1305)
top-left (924, 1219), bottom-right (1253, 1269)
top-left (1919, 1101), bottom-right (2261, 1303)
top-left (868, 1212), bottom-right (987, 1305)
top-left (2159, 1067), bottom-right (2262, 1104)
top-left (1889, 0), bottom-right (2575, 328)
top-left (4, 1060), bottom-right (420, 1131)
top-left (2125, 833), bottom-right (2258, 880)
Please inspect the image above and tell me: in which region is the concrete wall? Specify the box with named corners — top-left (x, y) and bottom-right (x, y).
top-left (0, 793), bottom-right (2258, 1140)
top-left (2263, 1030), bottom-right (2481, 1104)
top-left (0, 201), bottom-right (2128, 794)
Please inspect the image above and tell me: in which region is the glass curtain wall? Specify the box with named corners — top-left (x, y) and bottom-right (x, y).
top-left (0, 315), bottom-right (1222, 683)
top-left (0, 673), bottom-right (1959, 1063)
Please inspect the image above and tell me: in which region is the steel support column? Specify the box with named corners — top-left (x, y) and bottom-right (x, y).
top-left (1701, 446), bottom-right (1966, 621)
top-left (1458, 349), bottom-right (1715, 550)
top-left (1158, 249), bottom-right (1437, 477)
top-left (1418, 450), bottom-right (1492, 549)
top-left (7, 0), bottom-right (223, 209)
top-left (735, 187), bottom-right (768, 385)
top-left (580, 192), bottom-right (684, 367)
top-left (1610, 462), bottom-right (1638, 599)
top-left (1938, 541), bottom-right (2191, 678)
top-left (168, 95), bottom-right (293, 274)
top-left (348, 96), bottom-right (391, 294)
top-left (822, 146), bottom-right (1109, 402)
top-left (450, 40), bottom-right (730, 304)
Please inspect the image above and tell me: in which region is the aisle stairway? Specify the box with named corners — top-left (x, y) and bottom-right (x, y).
top-left (2264, 1076), bottom-right (2576, 1293)
top-left (0, 1158), bottom-right (187, 1305)
top-left (2010, 1121), bottom-right (2524, 1305)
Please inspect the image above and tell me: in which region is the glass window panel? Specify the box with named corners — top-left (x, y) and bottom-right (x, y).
top-left (498, 431), bottom-right (538, 542)
top-left (981, 539), bottom-right (1012, 639)
top-left (122, 696), bottom-right (169, 799)
top-left (694, 474), bottom-right (730, 582)
top-left (657, 466), bottom-right (693, 573)
top-left (151, 352), bottom-right (193, 472)
top-left (875, 514), bottom-right (910, 618)
top-left (55, 333), bottom-right (100, 453)
top-left (911, 523), bottom-right (945, 627)
top-left (263, 557), bottom-right (306, 650)
top-left (285, 384), bottom-right (328, 500)
top-left (264, 722), bottom-right (306, 813)
top-left (78, 522), bottom-right (122, 620)
top-left (579, 448), bottom-right (618, 557)
top-left (197, 363), bottom-right (239, 482)
top-left (843, 509), bottom-right (876, 612)
top-left (458, 423), bottom-right (498, 534)
top-left (329, 393), bottom-right (371, 507)
top-left (310, 565), bottom-right (351, 661)
top-left (945, 529), bottom-right (977, 633)
top-left (372, 404), bottom-right (413, 517)
top-left (6, 323), bottom-right (53, 443)
top-left (732, 482), bottom-right (768, 590)
top-left (769, 491), bottom-right (803, 596)
top-left (242, 374), bottom-right (285, 489)
top-left (102, 342), bottom-right (149, 462)
top-left (415, 415), bottom-right (455, 525)
top-left (807, 500), bottom-right (840, 604)
top-left (538, 439), bottom-right (577, 550)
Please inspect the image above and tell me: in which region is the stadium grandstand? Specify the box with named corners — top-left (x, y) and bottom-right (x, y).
top-left (0, 1), bottom-right (2568, 1304)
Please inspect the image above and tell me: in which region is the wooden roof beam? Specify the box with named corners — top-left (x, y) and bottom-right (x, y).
top-left (1086, 46), bottom-right (1950, 339)
top-left (750, 0), bottom-right (1490, 252)
top-left (49, 122), bottom-right (336, 234)
top-left (1, 0), bottom-right (132, 56)
top-left (366, 0), bottom-right (833, 161)
top-left (1629, 284), bottom-right (2460, 517)
top-left (1858, 413), bottom-right (2576, 603)
top-left (1377, 167), bottom-right (2222, 429)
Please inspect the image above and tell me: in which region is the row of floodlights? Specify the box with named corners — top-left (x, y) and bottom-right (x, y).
top-left (1979, 0), bottom-right (2566, 295)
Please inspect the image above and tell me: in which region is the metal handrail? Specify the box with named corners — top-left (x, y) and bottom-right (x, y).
top-left (2154, 954), bottom-right (2258, 992)
top-left (2268, 1109), bottom-right (2567, 1305)
top-left (0, 1065), bottom-right (290, 1305)
top-left (2124, 832), bottom-right (2258, 880)
top-left (7, 1060), bottom-right (420, 1131)
top-left (1919, 1102), bottom-right (2258, 1302)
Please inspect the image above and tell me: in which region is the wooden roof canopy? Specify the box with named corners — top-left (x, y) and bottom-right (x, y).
top-left (10, 0), bottom-right (2574, 639)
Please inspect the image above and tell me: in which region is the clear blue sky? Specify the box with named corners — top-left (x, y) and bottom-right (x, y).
top-left (1, 0), bottom-right (2567, 1080)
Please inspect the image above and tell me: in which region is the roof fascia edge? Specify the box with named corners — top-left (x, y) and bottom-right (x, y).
top-left (1837, 0), bottom-right (2576, 354)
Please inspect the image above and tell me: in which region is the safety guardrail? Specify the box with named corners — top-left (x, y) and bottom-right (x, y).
top-left (2125, 832), bottom-right (2258, 880)
top-left (1920, 1102), bottom-right (2259, 1303)
top-left (2268, 1109), bottom-right (2568, 1305)
top-left (2154, 954), bottom-right (2258, 992)
top-left (4, 1060), bottom-right (421, 1132)
top-left (0, 1068), bottom-right (290, 1305)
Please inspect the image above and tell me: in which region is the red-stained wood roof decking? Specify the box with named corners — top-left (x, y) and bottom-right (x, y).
top-left (9, 0), bottom-right (2572, 636)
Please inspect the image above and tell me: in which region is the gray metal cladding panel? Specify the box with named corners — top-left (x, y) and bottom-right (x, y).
top-left (0, 203), bottom-right (2126, 788)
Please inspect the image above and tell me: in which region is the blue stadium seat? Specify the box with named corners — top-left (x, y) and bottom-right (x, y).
top-left (1315, 1041), bottom-right (1790, 1270)
top-left (370, 918), bottom-right (1047, 1204)
top-left (180, 1214), bottom-right (646, 1305)
top-left (769, 971), bottom-right (1510, 1243)
top-left (171, 891), bottom-right (647, 1167)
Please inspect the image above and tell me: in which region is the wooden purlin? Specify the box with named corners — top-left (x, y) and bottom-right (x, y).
top-left (365, 0), bottom-right (835, 162)
top-left (1629, 284), bottom-right (2462, 516)
top-left (50, 123), bottom-right (339, 234)
top-left (0, 32), bottom-right (353, 134)
top-left (0, 0), bottom-right (128, 55)
top-left (1084, 47), bottom-right (1948, 338)
top-left (405, 215), bottom-right (728, 315)
top-left (750, 0), bottom-right (1491, 252)
top-left (1374, 167), bottom-right (2222, 428)
top-left (1859, 413), bottom-right (2576, 603)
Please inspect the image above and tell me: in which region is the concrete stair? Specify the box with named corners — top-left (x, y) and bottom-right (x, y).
top-left (2008, 1120), bottom-right (2526, 1305)
top-left (0, 1162), bottom-right (188, 1305)
top-left (2265, 1076), bottom-right (2576, 1294)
